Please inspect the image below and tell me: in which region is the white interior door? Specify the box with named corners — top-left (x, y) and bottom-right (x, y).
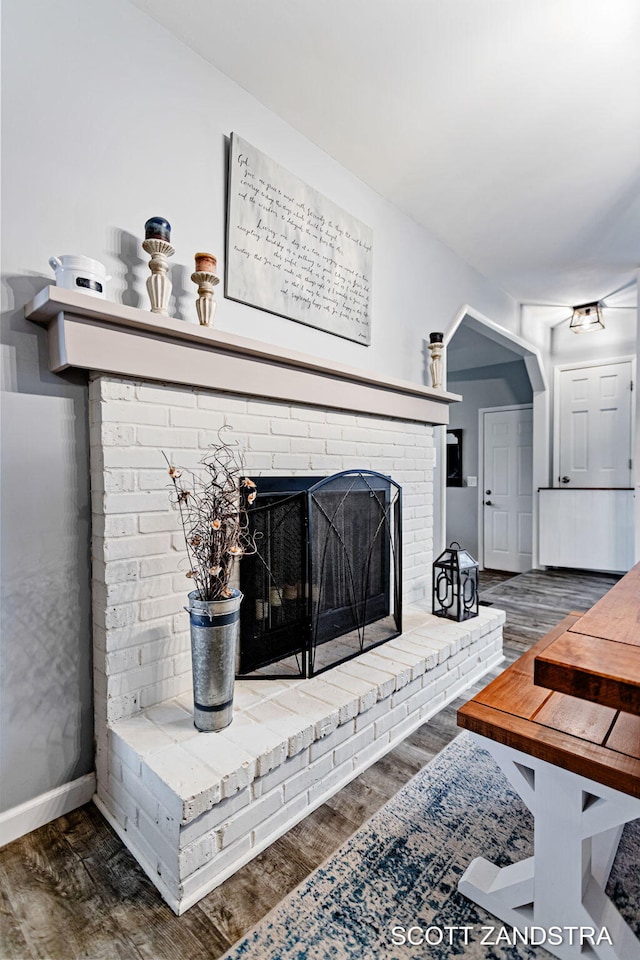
top-left (558, 361), bottom-right (632, 488)
top-left (483, 406), bottom-right (533, 572)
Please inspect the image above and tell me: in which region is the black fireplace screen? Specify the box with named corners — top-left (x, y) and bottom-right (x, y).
top-left (238, 471), bottom-right (402, 678)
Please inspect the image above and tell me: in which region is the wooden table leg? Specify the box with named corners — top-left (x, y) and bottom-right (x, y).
top-left (458, 734), bottom-right (640, 960)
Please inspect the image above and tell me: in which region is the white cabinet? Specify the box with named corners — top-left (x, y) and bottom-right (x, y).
top-left (538, 489), bottom-right (634, 573)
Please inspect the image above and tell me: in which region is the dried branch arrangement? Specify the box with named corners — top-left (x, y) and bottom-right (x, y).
top-left (165, 429), bottom-right (256, 601)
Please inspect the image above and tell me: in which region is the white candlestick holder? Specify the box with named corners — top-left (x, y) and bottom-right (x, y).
top-left (142, 238), bottom-right (175, 315)
top-left (191, 271), bottom-right (220, 326)
top-left (428, 338), bottom-right (445, 390)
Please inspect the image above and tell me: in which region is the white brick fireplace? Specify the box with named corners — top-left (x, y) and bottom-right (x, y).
top-left (26, 287), bottom-right (504, 914)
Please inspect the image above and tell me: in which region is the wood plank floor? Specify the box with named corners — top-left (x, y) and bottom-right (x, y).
top-left (0, 568), bottom-right (620, 960)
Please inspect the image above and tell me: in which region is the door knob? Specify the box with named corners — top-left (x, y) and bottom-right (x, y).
top-left (561, 476), bottom-right (571, 484)
top-left (485, 489), bottom-right (492, 495)
top-left (485, 500), bottom-right (493, 506)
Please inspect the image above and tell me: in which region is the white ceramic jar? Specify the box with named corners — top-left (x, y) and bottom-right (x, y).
top-left (48, 255), bottom-right (110, 299)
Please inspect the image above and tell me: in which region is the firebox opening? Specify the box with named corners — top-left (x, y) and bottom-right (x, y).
top-left (238, 471), bottom-right (402, 679)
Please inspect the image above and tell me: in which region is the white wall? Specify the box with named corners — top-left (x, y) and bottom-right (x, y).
top-left (551, 310), bottom-right (636, 365)
top-left (446, 361), bottom-right (533, 560)
top-left (0, 0), bottom-right (517, 816)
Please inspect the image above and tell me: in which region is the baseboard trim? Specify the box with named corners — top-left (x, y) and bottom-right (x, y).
top-left (0, 773), bottom-right (96, 847)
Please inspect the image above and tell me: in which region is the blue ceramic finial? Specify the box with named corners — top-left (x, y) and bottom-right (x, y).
top-left (144, 217), bottom-right (171, 242)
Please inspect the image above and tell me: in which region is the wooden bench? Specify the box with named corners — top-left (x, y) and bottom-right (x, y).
top-left (457, 607), bottom-right (640, 960)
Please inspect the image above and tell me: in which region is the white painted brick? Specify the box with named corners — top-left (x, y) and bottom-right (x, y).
top-left (309, 719), bottom-right (355, 762)
top-left (100, 574), bottom-right (174, 606)
top-left (378, 643), bottom-right (425, 680)
top-left (97, 603), bottom-right (138, 631)
top-left (169, 407), bottom-right (225, 429)
top-left (137, 807), bottom-right (180, 876)
top-left (102, 492), bottom-right (168, 516)
top-left (215, 716), bottom-right (287, 778)
top-left (252, 792), bottom-right (310, 847)
top-left (339, 660), bottom-right (395, 700)
top-left (96, 378), bottom-right (136, 401)
top-left (143, 746), bottom-right (222, 822)
top-left (353, 697), bottom-right (392, 733)
top-left (137, 383), bottom-right (196, 407)
top-left (247, 435), bottom-right (290, 453)
top-left (100, 424), bottom-right (135, 446)
top-left (137, 470), bottom-right (173, 492)
top-left (272, 453), bottom-right (312, 470)
top-left (375, 700), bottom-right (410, 737)
top-left (221, 413), bottom-right (269, 434)
top-left (309, 455), bottom-right (343, 471)
top-left (308, 755), bottom-right (355, 805)
top-left (98, 515), bottom-right (138, 538)
top-left (139, 593), bottom-right (183, 621)
top-left (178, 835), bottom-right (253, 902)
top-left (140, 674), bottom-right (190, 711)
top-left (333, 723), bottom-right (375, 767)
top-left (137, 426), bottom-right (198, 448)
top-left (247, 400), bottom-right (289, 418)
top-left (358, 650), bottom-right (411, 690)
top-left (196, 394), bottom-right (247, 413)
top-left (315, 423), bottom-right (343, 439)
top-left (290, 437), bottom-right (326, 454)
top-left (98, 620), bottom-right (172, 653)
top-left (99, 785), bottom-right (132, 835)
top-left (272, 688), bottom-right (339, 740)
top-left (106, 692), bottom-right (141, 723)
top-left (103, 446), bottom-right (171, 469)
top-left (283, 752), bottom-right (332, 803)
top-left (182, 736), bottom-right (256, 801)
top-left (101, 470), bottom-right (137, 494)
top-left (243, 452), bottom-right (273, 471)
top-left (305, 679), bottom-right (359, 725)
top-left (216, 786), bottom-right (283, 848)
top-left (341, 426), bottom-right (370, 442)
top-left (326, 439), bottom-right (355, 455)
top-left (179, 788), bottom-right (251, 847)
top-left (108, 660), bottom-right (176, 699)
top-left (406, 631), bottom-right (453, 664)
top-left (140, 555), bottom-right (182, 578)
top-left (178, 831), bottom-right (216, 878)
top-left (291, 407), bottom-right (326, 422)
top-left (352, 732), bottom-right (391, 770)
top-left (106, 647), bottom-right (140, 675)
top-left (270, 418), bottom-right (309, 437)
top-left (101, 402), bottom-right (168, 426)
top-left (323, 670), bottom-right (377, 713)
top-left (138, 512), bottom-right (180, 534)
top-left (390, 676), bottom-right (424, 708)
top-left (326, 412), bottom-right (354, 425)
top-left (250, 750), bottom-right (309, 799)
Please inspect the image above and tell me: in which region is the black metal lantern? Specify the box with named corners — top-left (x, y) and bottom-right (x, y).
top-left (432, 541), bottom-right (479, 622)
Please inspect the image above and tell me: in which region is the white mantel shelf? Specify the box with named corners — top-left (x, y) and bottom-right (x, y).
top-left (25, 286), bottom-right (460, 424)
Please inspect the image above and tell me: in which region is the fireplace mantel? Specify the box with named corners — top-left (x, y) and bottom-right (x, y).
top-left (25, 286), bottom-right (460, 423)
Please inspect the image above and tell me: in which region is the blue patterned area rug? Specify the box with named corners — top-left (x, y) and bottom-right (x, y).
top-left (223, 733), bottom-right (639, 960)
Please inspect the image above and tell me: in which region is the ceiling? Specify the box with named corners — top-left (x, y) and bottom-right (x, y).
top-left (129, 0), bottom-right (640, 316)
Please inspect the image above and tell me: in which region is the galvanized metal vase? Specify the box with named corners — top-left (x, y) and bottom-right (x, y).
top-left (187, 588), bottom-right (243, 732)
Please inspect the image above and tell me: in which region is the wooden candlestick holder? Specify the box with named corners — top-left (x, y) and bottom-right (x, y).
top-left (191, 271), bottom-right (220, 326)
top-left (142, 238), bottom-right (175, 315)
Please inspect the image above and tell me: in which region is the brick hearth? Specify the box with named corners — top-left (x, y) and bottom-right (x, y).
top-left (98, 605), bottom-right (504, 913)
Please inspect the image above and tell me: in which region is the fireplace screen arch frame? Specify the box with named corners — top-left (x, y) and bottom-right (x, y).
top-left (238, 470), bottom-right (403, 679)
